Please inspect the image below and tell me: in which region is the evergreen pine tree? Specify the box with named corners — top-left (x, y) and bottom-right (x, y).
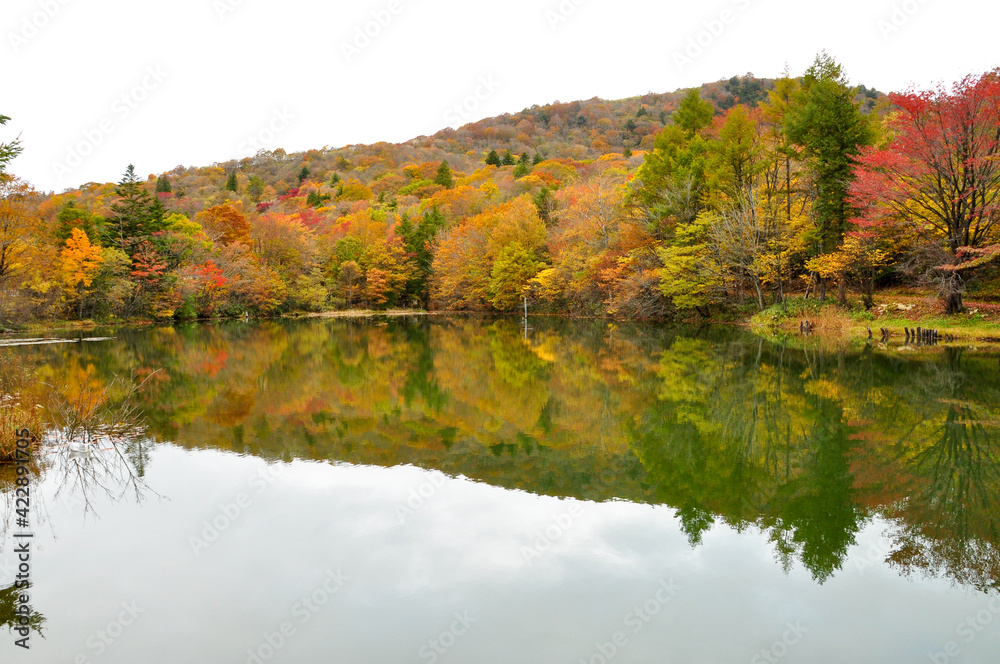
top-left (513, 153), bottom-right (531, 178)
top-left (533, 187), bottom-right (555, 225)
top-left (400, 208), bottom-right (446, 307)
top-left (0, 114), bottom-right (22, 176)
top-left (485, 150), bottom-right (501, 166)
top-left (110, 164), bottom-right (164, 255)
top-left (786, 53), bottom-right (874, 263)
top-left (434, 160), bottom-right (454, 188)
top-left (785, 52), bottom-right (874, 302)
top-left (224, 171), bottom-right (238, 192)
top-left (155, 175), bottom-right (172, 193)
top-left (247, 176), bottom-right (265, 202)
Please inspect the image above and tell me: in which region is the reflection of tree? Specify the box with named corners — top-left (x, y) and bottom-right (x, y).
top-left (401, 321), bottom-right (447, 413)
top-left (0, 582), bottom-right (45, 638)
top-left (632, 338), bottom-right (862, 581)
top-left (767, 402), bottom-right (860, 583)
top-left (41, 369), bottom-right (159, 514)
top-left (881, 348), bottom-right (1000, 591)
top-left (676, 505), bottom-right (715, 547)
top-left (9, 319), bottom-right (1000, 590)
top-left (633, 332), bottom-right (876, 581)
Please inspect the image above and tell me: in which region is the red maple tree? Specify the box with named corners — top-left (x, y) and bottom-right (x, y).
top-left (849, 70), bottom-right (1000, 312)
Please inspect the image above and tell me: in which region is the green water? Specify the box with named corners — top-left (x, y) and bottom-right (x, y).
top-left (2, 316), bottom-right (999, 663)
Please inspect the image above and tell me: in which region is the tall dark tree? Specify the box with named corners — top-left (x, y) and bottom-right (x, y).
top-left (501, 151), bottom-right (516, 166)
top-left (247, 175), bottom-right (265, 202)
top-left (533, 187), bottom-right (556, 225)
top-left (434, 160), bottom-right (454, 188)
top-left (224, 171), bottom-right (238, 192)
top-left (673, 88), bottom-right (714, 136)
top-left (485, 150), bottom-right (501, 167)
top-left (155, 175), bottom-right (172, 193)
top-left (298, 165), bottom-right (311, 183)
top-left (513, 153), bottom-right (531, 178)
top-left (399, 208), bottom-right (446, 307)
top-left (786, 52), bottom-right (874, 302)
top-left (110, 164), bottom-right (164, 255)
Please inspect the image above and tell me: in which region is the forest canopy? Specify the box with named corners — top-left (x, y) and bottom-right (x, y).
top-left (2, 56), bottom-right (999, 325)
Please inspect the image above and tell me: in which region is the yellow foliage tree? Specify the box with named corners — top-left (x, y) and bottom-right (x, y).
top-left (432, 196), bottom-right (546, 309)
top-left (59, 227), bottom-right (103, 317)
top-left (806, 232), bottom-right (892, 309)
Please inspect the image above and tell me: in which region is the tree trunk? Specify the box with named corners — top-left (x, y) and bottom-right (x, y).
top-left (837, 276), bottom-right (847, 306)
top-left (818, 276), bottom-right (826, 302)
top-left (753, 279), bottom-right (766, 312)
top-left (861, 284), bottom-right (875, 310)
top-left (776, 254), bottom-right (785, 305)
top-left (944, 291), bottom-right (964, 315)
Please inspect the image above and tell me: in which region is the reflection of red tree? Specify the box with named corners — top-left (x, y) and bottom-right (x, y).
top-left (852, 403), bottom-right (1000, 591)
top-left (195, 350), bottom-right (229, 378)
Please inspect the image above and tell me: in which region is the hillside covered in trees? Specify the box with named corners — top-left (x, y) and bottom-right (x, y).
top-left (2, 55), bottom-right (998, 326)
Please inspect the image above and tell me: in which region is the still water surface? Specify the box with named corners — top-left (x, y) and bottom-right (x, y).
top-left (2, 316), bottom-right (999, 663)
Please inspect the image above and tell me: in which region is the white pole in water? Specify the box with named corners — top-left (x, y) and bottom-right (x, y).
top-left (523, 296), bottom-right (528, 341)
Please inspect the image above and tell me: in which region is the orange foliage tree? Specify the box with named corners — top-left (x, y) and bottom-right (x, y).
top-left (59, 227), bottom-right (104, 317)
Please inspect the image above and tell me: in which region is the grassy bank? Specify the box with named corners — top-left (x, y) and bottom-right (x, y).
top-left (1, 319), bottom-right (103, 335)
top-left (1, 309), bottom-right (432, 336)
top-left (750, 293), bottom-right (1000, 343)
top-left (291, 309), bottom-right (429, 319)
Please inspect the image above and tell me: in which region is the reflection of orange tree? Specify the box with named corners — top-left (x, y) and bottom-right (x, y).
top-left (33, 356), bottom-right (160, 510)
top-left (0, 353), bottom-right (42, 462)
top-left (433, 321), bottom-right (552, 439)
top-left (1, 349), bottom-right (159, 515)
top-left (128, 318), bottom-right (656, 500)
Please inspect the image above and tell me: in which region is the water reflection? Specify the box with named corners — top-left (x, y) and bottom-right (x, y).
top-left (0, 581), bottom-right (45, 638)
top-left (5, 317), bottom-right (1000, 590)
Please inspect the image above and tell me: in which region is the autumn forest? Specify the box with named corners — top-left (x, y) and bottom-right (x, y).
top-left (2, 53), bottom-right (999, 326)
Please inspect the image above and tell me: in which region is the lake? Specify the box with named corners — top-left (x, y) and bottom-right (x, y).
top-left (2, 316), bottom-right (999, 663)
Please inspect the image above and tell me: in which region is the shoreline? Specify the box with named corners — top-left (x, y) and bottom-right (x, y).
top-left (5, 296), bottom-right (1000, 345)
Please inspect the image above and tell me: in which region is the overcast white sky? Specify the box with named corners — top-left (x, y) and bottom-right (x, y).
top-left (3, 0), bottom-right (998, 192)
